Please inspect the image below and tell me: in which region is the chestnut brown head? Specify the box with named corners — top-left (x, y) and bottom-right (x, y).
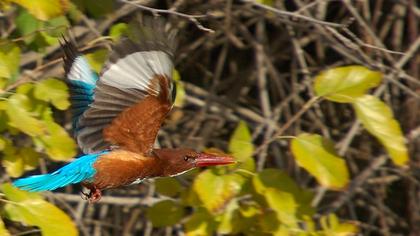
top-left (153, 148), bottom-right (236, 177)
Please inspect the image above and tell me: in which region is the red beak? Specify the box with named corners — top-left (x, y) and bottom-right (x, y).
top-left (195, 152), bottom-right (236, 167)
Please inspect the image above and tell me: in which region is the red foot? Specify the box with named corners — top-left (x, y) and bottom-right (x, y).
top-left (81, 183), bottom-right (102, 203)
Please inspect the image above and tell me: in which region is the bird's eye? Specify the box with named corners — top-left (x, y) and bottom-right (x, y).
top-left (184, 155), bottom-right (194, 162)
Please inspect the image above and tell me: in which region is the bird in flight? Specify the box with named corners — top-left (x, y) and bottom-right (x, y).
top-left (13, 18), bottom-right (235, 202)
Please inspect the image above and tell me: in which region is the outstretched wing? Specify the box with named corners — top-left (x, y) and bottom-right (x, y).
top-left (75, 18), bottom-right (177, 154)
top-left (60, 38), bottom-right (98, 132)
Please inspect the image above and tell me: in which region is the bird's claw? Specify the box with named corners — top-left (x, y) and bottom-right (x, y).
top-left (80, 185), bottom-right (102, 203)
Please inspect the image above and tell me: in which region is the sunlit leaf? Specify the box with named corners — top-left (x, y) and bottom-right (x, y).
top-left (0, 218), bottom-right (10, 236)
top-left (44, 16), bottom-right (69, 36)
top-left (2, 143), bottom-right (40, 177)
top-left (73, 0), bottom-right (113, 18)
top-left (265, 189), bottom-right (298, 227)
top-left (1, 183), bottom-right (78, 236)
top-left (0, 137), bottom-right (6, 150)
top-left (38, 108), bottom-right (76, 160)
top-left (229, 120), bottom-right (254, 162)
top-left (216, 199), bottom-right (241, 234)
top-left (256, 0), bottom-right (274, 6)
top-left (193, 170), bottom-right (246, 214)
top-left (85, 49), bottom-right (108, 73)
top-left (291, 133), bottom-right (349, 189)
top-left (10, 0), bottom-right (69, 21)
top-left (227, 120), bottom-right (255, 172)
top-left (155, 177), bottom-right (182, 197)
top-left (109, 23), bottom-right (129, 41)
top-left (253, 169), bottom-right (314, 216)
top-left (172, 69), bottom-right (186, 107)
top-left (6, 94), bottom-right (45, 136)
top-left (146, 200), bottom-right (185, 227)
top-left (34, 78), bottom-right (70, 110)
top-left (353, 95), bottom-right (408, 166)
top-left (314, 65), bottom-right (382, 103)
top-left (320, 213), bottom-right (358, 236)
top-left (185, 208), bottom-right (215, 236)
top-left (15, 9), bottom-right (42, 44)
top-left (0, 42), bottom-right (20, 79)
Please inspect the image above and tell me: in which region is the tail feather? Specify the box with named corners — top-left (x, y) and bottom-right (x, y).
top-left (13, 152), bottom-right (107, 192)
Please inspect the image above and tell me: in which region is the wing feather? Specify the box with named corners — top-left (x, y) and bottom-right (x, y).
top-left (75, 18), bottom-right (177, 154)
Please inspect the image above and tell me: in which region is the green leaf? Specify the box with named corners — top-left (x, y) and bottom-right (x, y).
top-left (0, 42), bottom-right (20, 79)
top-left (314, 65), bottom-right (382, 103)
top-left (252, 169), bottom-right (314, 216)
top-left (256, 0), bottom-right (274, 5)
top-left (155, 177), bottom-right (182, 197)
top-left (353, 95), bottom-right (408, 166)
top-left (146, 200), bottom-right (185, 227)
top-left (38, 109), bottom-right (76, 160)
top-left (85, 49), bottom-right (108, 73)
top-left (0, 217), bottom-right (10, 236)
top-left (1, 184), bottom-right (78, 236)
top-left (291, 133), bottom-right (349, 189)
top-left (171, 69), bottom-right (186, 107)
top-left (193, 170), bottom-right (246, 214)
top-left (185, 208), bottom-right (216, 236)
top-left (320, 213), bottom-right (358, 236)
top-left (2, 144), bottom-right (40, 177)
top-left (265, 189), bottom-right (298, 227)
top-left (15, 9), bottom-right (43, 44)
top-left (228, 120), bottom-right (255, 173)
top-left (6, 94), bottom-right (46, 136)
top-left (11, 0), bottom-right (69, 21)
top-left (34, 78), bottom-right (70, 110)
top-left (73, 0), bottom-right (114, 18)
top-left (216, 199), bottom-right (241, 234)
top-left (109, 23), bottom-right (129, 41)
top-left (44, 16), bottom-right (69, 37)
top-left (229, 120), bottom-right (254, 162)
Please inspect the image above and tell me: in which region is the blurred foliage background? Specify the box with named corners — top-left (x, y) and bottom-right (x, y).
top-left (0, 0), bottom-right (419, 235)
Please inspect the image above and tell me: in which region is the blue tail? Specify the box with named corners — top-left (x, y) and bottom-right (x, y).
top-left (60, 38), bottom-right (98, 131)
top-left (13, 152), bottom-right (107, 192)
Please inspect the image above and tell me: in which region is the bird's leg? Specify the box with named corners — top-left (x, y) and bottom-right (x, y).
top-left (81, 183), bottom-right (102, 203)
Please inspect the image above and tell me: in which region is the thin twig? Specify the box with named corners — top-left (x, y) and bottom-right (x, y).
top-left (240, 0), bottom-right (344, 28)
top-left (119, 0), bottom-right (214, 33)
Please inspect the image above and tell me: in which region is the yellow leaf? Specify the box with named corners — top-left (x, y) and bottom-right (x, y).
top-left (172, 69), bottom-right (185, 107)
top-left (291, 133), bottom-right (349, 189)
top-left (0, 217), bottom-right (10, 236)
top-left (6, 94), bottom-right (46, 136)
top-left (229, 120), bottom-right (254, 162)
top-left (2, 144), bottom-right (40, 178)
top-left (185, 208), bottom-right (215, 236)
top-left (1, 183), bottom-right (78, 236)
top-left (353, 95), bottom-right (408, 166)
top-left (0, 42), bottom-right (20, 79)
top-left (193, 170), bottom-right (246, 214)
top-left (252, 169), bottom-right (314, 216)
top-left (314, 66), bottom-right (382, 103)
top-left (265, 189), bottom-right (298, 227)
top-left (34, 78), bottom-right (70, 110)
top-left (320, 213), bottom-right (358, 236)
top-left (85, 49), bottom-right (108, 73)
top-left (10, 0), bottom-right (69, 21)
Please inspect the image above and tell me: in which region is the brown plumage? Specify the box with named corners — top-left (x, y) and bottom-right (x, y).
top-left (13, 18), bottom-right (236, 203)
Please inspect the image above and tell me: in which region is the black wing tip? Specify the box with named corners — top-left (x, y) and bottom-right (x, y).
top-left (60, 35), bottom-right (81, 75)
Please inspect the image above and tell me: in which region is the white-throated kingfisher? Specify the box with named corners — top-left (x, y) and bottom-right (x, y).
top-left (13, 18), bottom-right (235, 202)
